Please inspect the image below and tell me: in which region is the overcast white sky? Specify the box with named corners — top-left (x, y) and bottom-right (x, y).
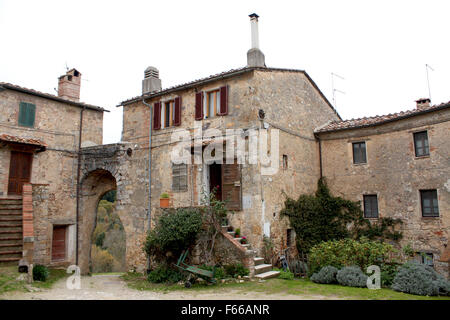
top-left (1, 0), bottom-right (449, 144)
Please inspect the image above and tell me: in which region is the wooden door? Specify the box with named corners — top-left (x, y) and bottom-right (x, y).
top-left (8, 151), bottom-right (33, 195)
top-left (221, 163), bottom-right (242, 210)
top-left (52, 226), bottom-right (66, 261)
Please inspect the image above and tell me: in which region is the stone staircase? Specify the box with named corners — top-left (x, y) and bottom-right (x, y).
top-left (222, 225), bottom-right (280, 280)
top-left (0, 197), bottom-right (23, 266)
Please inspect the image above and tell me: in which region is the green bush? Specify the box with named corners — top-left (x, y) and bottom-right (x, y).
top-left (308, 237), bottom-right (395, 276)
top-left (336, 266), bottom-right (368, 288)
top-left (198, 265), bottom-right (225, 279)
top-left (380, 263), bottom-right (400, 287)
top-left (147, 265), bottom-right (186, 284)
top-left (288, 259), bottom-right (308, 276)
top-left (310, 266), bottom-right (338, 284)
top-left (224, 263), bottom-right (249, 278)
top-left (33, 265), bottom-right (49, 282)
top-left (144, 208), bottom-right (203, 260)
top-left (392, 261), bottom-right (450, 296)
top-left (278, 269), bottom-right (294, 280)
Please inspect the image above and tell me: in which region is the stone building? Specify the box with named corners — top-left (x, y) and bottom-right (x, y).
top-left (316, 98), bottom-right (450, 276)
top-left (0, 69), bottom-right (106, 269)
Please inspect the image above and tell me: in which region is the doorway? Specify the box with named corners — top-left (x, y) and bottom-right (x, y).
top-left (208, 163), bottom-right (222, 201)
top-left (8, 151), bottom-right (33, 195)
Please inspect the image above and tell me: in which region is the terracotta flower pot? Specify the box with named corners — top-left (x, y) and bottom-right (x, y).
top-left (160, 198), bottom-right (169, 208)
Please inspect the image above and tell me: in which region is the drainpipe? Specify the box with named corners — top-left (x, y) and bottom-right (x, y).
top-left (75, 106), bottom-right (86, 265)
top-left (142, 98), bottom-right (152, 270)
top-left (317, 135), bottom-right (323, 179)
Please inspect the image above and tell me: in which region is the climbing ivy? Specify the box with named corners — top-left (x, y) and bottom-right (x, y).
top-left (280, 178), bottom-right (402, 257)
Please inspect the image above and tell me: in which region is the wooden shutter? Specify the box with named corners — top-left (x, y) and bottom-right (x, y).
top-left (195, 91), bottom-right (204, 120)
top-left (18, 102), bottom-right (36, 127)
top-left (173, 96), bottom-right (182, 126)
top-left (221, 163), bottom-right (242, 210)
top-left (153, 102), bottom-right (161, 130)
top-left (172, 163), bottom-right (188, 192)
top-left (218, 85), bottom-right (228, 115)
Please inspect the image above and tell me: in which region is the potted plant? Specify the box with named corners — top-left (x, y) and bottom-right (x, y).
top-left (240, 236), bottom-right (247, 244)
top-left (234, 228), bottom-right (240, 238)
top-left (160, 192), bottom-right (170, 208)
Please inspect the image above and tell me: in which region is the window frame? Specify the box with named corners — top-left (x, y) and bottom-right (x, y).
top-left (172, 163), bottom-right (188, 192)
top-left (204, 89), bottom-right (220, 119)
top-left (420, 189), bottom-right (439, 217)
top-left (18, 102), bottom-right (36, 128)
top-left (161, 99), bottom-right (175, 129)
top-left (352, 141), bottom-right (367, 164)
top-left (413, 131), bottom-right (430, 157)
top-left (363, 194), bottom-right (379, 219)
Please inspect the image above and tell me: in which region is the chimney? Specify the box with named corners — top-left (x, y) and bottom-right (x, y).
top-left (57, 68), bottom-right (81, 102)
top-left (247, 13), bottom-right (266, 68)
top-left (416, 98), bottom-right (431, 110)
top-left (142, 66), bottom-right (162, 94)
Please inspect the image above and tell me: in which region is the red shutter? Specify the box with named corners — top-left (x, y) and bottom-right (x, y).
top-left (218, 85), bottom-right (228, 115)
top-left (153, 102), bottom-right (161, 130)
top-left (173, 96), bottom-right (181, 126)
top-left (195, 91), bottom-right (204, 120)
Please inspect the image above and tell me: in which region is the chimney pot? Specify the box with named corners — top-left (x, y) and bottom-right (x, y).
top-left (57, 68), bottom-right (81, 102)
top-left (142, 66), bottom-right (162, 94)
top-left (247, 13), bottom-right (266, 68)
top-left (416, 98), bottom-right (431, 110)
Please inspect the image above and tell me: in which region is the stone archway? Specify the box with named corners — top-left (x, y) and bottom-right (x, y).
top-left (78, 143), bottom-right (148, 274)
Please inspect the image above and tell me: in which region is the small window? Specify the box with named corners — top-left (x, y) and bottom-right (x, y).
top-left (205, 90), bottom-right (220, 119)
top-left (282, 155), bottom-right (288, 170)
top-left (420, 190), bottom-right (439, 217)
top-left (172, 163), bottom-right (188, 192)
top-left (18, 102), bottom-right (36, 127)
top-left (414, 131), bottom-right (429, 157)
top-left (363, 195), bottom-right (379, 218)
top-left (418, 252), bottom-right (434, 267)
top-left (352, 142), bottom-right (367, 164)
top-left (286, 229), bottom-right (293, 247)
top-left (161, 100), bottom-right (175, 129)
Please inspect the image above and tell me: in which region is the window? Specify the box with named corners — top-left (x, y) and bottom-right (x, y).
top-left (153, 97), bottom-right (181, 130)
top-left (363, 195), bottom-right (379, 218)
top-left (421, 253), bottom-right (434, 267)
top-left (172, 163), bottom-right (187, 192)
top-left (282, 155), bottom-right (288, 170)
top-left (352, 142), bottom-right (367, 164)
top-left (286, 229), bottom-right (293, 247)
top-left (18, 102), bottom-right (36, 127)
top-left (414, 131), bottom-right (429, 157)
top-left (205, 90), bottom-right (220, 119)
top-left (420, 190), bottom-right (439, 217)
top-left (162, 100), bottom-right (174, 129)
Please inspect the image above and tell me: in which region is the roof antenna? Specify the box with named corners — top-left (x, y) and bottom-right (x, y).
top-left (425, 64), bottom-right (434, 101)
top-left (331, 72), bottom-right (345, 108)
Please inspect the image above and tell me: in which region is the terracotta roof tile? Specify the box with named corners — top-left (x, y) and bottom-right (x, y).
top-left (315, 101), bottom-right (450, 133)
top-left (0, 134), bottom-right (47, 148)
top-left (0, 82), bottom-right (107, 112)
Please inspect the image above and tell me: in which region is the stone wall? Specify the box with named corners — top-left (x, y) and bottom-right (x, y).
top-left (318, 108), bottom-right (450, 277)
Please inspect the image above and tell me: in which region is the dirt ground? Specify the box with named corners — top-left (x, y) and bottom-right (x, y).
top-left (1, 274), bottom-right (333, 300)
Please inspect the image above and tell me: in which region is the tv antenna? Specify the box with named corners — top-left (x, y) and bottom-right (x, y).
top-left (331, 72), bottom-right (345, 107)
top-left (425, 64), bottom-right (434, 101)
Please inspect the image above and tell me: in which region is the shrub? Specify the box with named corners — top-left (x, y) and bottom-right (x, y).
top-left (380, 263), bottom-right (400, 287)
top-left (392, 261), bottom-right (450, 296)
top-left (278, 269), bottom-right (294, 280)
top-left (160, 192), bottom-right (169, 199)
top-left (33, 265), bottom-right (49, 282)
top-left (308, 237), bottom-right (395, 276)
top-left (224, 263), bottom-right (249, 278)
top-left (289, 259), bottom-right (309, 276)
top-left (310, 266), bottom-right (338, 284)
top-left (234, 228), bottom-right (240, 237)
top-left (336, 266), bottom-right (368, 288)
top-left (147, 265), bottom-right (186, 284)
top-left (144, 208), bottom-right (203, 260)
top-left (91, 244), bottom-right (117, 273)
top-left (198, 265), bottom-right (225, 279)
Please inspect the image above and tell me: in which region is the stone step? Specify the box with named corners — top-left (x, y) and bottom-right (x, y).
top-left (221, 225), bottom-right (230, 232)
top-left (255, 270), bottom-right (280, 280)
top-left (241, 244), bottom-right (251, 249)
top-left (227, 231), bottom-right (236, 236)
top-left (0, 233), bottom-right (22, 240)
top-left (0, 250), bottom-right (22, 258)
top-left (0, 257), bottom-right (21, 263)
top-left (0, 236), bottom-right (22, 241)
top-left (0, 217), bottom-right (22, 222)
top-left (0, 198), bottom-right (23, 205)
top-left (0, 226), bottom-right (22, 233)
top-left (254, 263), bottom-right (273, 275)
top-left (254, 257), bottom-right (264, 266)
